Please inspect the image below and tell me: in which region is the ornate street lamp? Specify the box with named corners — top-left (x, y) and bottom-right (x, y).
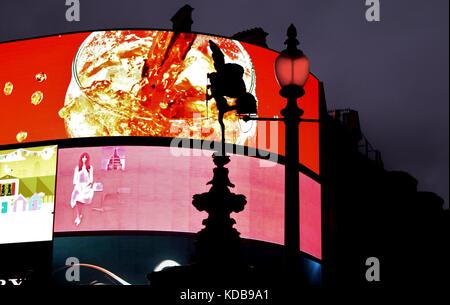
top-left (275, 24), bottom-right (310, 90)
top-left (243, 24), bottom-right (314, 271)
top-left (276, 24), bottom-right (309, 271)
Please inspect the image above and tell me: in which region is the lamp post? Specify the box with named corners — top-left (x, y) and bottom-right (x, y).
top-left (243, 24), bottom-right (311, 271)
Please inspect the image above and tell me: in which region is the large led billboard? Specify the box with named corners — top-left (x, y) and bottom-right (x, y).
top-left (53, 146), bottom-right (321, 259)
top-left (0, 30), bottom-right (319, 174)
top-left (52, 235), bottom-right (321, 286)
top-left (0, 145), bottom-right (57, 244)
top-left (0, 30), bottom-right (321, 264)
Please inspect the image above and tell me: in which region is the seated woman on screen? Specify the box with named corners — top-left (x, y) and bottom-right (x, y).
top-left (71, 152), bottom-right (94, 226)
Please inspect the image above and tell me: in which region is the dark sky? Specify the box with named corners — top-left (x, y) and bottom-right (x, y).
top-left (0, 0), bottom-right (448, 208)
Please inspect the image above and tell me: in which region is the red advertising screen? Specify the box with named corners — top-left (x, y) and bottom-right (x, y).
top-left (0, 30), bottom-right (319, 174)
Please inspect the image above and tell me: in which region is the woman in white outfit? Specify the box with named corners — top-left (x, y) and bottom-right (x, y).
top-left (71, 152), bottom-right (94, 226)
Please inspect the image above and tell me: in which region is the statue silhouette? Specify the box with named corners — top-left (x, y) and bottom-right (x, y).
top-left (206, 40), bottom-right (257, 154)
top-left (192, 154), bottom-right (246, 266)
top-left (147, 154), bottom-right (251, 296)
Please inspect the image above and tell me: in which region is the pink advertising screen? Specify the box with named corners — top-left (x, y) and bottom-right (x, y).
top-left (54, 146), bottom-right (321, 259)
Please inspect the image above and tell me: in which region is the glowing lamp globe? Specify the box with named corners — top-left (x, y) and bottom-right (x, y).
top-left (275, 24), bottom-right (310, 88)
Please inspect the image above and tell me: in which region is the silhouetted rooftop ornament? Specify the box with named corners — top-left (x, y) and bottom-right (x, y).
top-left (171, 4), bottom-right (194, 32)
top-left (231, 27), bottom-right (269, 48)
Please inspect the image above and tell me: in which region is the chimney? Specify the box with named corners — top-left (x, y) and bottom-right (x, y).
top-left (231, 27), bottom-right (269, 48)
top-left (171, 5), bottom-right (194, 32)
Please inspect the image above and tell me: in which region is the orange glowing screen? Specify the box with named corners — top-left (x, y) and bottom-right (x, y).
top-left (0, 31), bottom-right (319, 174)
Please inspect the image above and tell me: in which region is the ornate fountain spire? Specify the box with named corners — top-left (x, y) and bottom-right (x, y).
top-left (192, 154), bottom-right (247, 266)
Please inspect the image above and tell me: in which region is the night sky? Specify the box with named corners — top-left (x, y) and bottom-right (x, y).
top-left (0, 0), bottom-right (448, 208)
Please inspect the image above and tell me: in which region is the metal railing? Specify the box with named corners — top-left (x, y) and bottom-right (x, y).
top-left (327, 109), bottom-right (383, 167)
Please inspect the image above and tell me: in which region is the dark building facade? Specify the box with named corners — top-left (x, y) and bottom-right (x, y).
top-left (318, 84), bottom-right (449, 288)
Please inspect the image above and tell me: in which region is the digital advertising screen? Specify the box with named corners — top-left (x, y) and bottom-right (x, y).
top-left (0, 145), bottom-right (57, 244)
top-left (52, 235), bottom-right (321, 286)
top-left (53, 145), bottom-right (321, 259)
top-left (0, 30), bottom-right (319, 174)
top-left (1, 28), bottom-right (322, 289)
top-left (52, 145), bottom-right (321, 286)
